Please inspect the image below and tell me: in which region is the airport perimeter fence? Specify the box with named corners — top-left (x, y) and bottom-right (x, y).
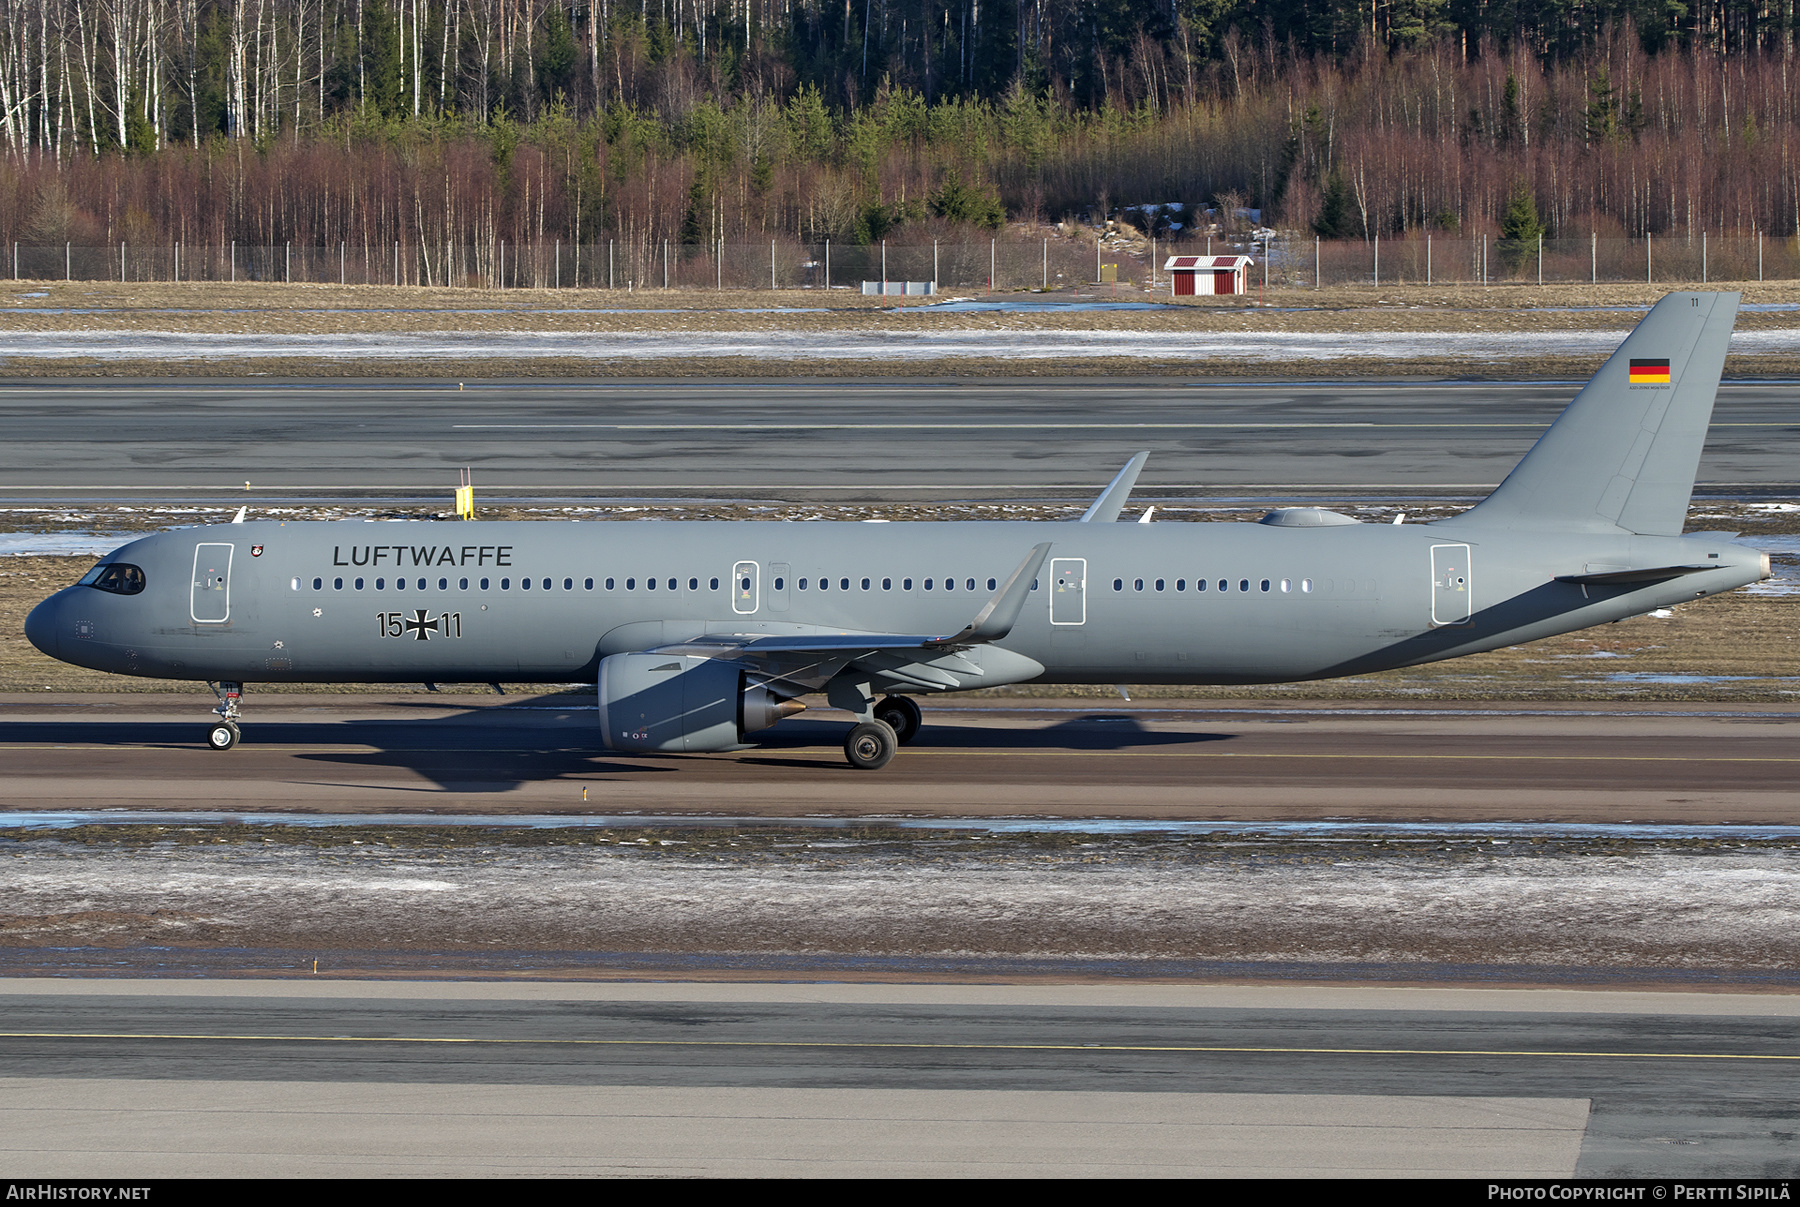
top-left (5, 237), bottom-right (1146, 292)
top-left (1297, 233), bottom-right (1800, 288)
top-left (9, 234), bottom-right (1798, 291)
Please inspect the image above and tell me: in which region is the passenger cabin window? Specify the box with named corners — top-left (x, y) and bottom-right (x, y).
top-left (710, 578), bottom-right (719, 590)
top-left (334, 577), bottom-right (344, 590)
top-left (481, 578), bottom-right (491, 590)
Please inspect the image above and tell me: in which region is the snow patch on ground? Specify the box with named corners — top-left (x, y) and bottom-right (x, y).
top-left (5, 838), bottom-right (1797, 969)
top-left (7, 326), bottom-right (1786, 362)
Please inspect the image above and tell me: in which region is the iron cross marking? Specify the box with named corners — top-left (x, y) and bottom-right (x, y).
top-left (404, 610), bottom-right (439, 641)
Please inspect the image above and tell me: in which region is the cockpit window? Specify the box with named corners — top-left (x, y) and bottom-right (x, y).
top-left (82, 563), bottom-right (146, 595)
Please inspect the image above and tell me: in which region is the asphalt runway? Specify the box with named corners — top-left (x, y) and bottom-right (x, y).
top-left (2, 980), bottom-right (1794, 1176)
top-left (1, 379), bottom-right (1797, 495)
top-left (3, 694), bottom-right (1798, 824)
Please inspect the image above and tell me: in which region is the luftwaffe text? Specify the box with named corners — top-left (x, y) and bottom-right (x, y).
top-left (333, 545), bottom-right (513, 568)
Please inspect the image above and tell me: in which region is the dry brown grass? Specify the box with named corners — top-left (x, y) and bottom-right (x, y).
top-left (6, 279), bottom-right (1798, 378)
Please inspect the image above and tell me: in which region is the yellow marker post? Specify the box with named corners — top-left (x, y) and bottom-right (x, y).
top-left (454, 469), bottom-right (475, 520)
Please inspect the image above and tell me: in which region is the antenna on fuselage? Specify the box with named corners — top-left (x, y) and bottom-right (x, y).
top-left (230, 506), bottom-right (246, 524)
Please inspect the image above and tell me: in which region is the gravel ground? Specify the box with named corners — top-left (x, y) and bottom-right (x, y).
top-left (3, 827), bottom-right (1796, 979)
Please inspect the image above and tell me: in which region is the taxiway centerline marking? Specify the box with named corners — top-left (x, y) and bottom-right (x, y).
top-left (1, 1031), bottom-right (1793, 1061)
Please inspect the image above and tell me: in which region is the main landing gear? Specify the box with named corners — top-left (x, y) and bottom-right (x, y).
top-left (873, 695), bottom-right (922, 745)
top-left (844, 720), bottom-right (897, 770)
top-left (842, 696), bottom-right (924, 770)
top-left (207, 682), bottom-right (243, 751)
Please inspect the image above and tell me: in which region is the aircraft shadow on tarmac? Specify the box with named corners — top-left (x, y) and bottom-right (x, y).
top-left (0, 710), bottom-right (1233, 791)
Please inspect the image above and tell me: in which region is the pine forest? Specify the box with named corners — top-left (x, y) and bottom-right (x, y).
top-left (2, 0), bottom-right (1799, 268)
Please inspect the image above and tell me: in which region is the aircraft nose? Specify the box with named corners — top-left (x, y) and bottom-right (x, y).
top-left (24, 592), bottom-right (62, 660)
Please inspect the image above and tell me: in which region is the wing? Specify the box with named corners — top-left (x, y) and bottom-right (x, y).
top-left (649, 542), bottom-right (1053, 692)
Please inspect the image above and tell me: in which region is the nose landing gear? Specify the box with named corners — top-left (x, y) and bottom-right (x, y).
top-left (207, 682), bottom-right (243, 751)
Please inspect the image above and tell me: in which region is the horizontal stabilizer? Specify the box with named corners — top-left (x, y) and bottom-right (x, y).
top-left (1080, 453), bottom-right (1149, 523)
top-left (1554, 564), bottom-right (1716, 585)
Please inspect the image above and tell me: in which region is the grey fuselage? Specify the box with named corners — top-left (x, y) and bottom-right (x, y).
top-left (24, 517), bottom-right (1767, 689)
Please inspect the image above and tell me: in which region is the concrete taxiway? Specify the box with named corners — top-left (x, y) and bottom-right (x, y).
top-left (1, 979), bottom-right (1794, 1177)
top-left (2, 694), bottom-right (1797, 823)
top-left (1, 379), bottom-right (1798, 495)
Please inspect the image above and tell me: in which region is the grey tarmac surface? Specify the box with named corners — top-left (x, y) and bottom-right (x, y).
top-left (2, 694), bottom-right (1798, 824)
top-left (1, 378), bottom-right (1798, 496)
top-left (0, 980), bottom-right (1793, 1177)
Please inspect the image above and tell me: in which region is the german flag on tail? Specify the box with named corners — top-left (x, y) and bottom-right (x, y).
top-left (1629, 358), bottom-right (1672, 384)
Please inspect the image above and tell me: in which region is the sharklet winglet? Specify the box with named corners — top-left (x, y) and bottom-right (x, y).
top-left (1079, 452), bottom-right (1149, 523)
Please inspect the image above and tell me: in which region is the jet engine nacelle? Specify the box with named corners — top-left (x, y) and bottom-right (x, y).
top-left (598, 652), bottom-right (803, 753)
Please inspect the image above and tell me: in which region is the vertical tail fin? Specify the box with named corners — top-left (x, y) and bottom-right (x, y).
top-left (1444, 291), bottom-right (1738, 536)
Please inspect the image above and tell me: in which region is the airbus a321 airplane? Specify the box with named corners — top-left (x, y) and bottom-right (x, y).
top-left (25, 292), bottom-right (1770, 769)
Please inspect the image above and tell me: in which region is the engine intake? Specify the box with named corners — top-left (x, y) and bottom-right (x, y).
top-left (598, 652), bottom-right (803, 753)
